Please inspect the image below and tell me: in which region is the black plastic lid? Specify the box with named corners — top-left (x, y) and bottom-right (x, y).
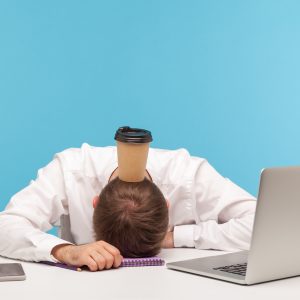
top-left (114, 126), bottom-right (153, 143)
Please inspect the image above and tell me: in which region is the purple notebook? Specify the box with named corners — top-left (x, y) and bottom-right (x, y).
top-left (120, 256), bottom-right (165, 267)
top-left (41, 256), bottom-right (164, 271)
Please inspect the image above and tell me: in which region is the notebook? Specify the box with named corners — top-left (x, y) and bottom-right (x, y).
top-left (41, 256), bottom-right (165, 271)
top-left (121, 256), bottom-right (165, 267)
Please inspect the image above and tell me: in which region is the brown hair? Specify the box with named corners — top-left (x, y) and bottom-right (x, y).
top-left (93, 177), bottom-right (169, 257)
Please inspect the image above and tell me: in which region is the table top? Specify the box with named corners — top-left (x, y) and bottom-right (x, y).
top-left (1, 249), bottom-right (300, 300)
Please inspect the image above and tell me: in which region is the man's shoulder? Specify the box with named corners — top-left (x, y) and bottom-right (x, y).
top-left (53, 144), bottom-right (207, 180)
top-left (56, 145), bottom-right (201, 161)
top-left (149, 147), bottom-right (206, 162)
top-left (54, 143), bottom-right (117, 172)
top-left (148, 147), bottom-right (207, 183)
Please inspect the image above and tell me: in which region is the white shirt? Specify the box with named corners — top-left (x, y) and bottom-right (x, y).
top-left (0, 144), bottom-right (256, 262)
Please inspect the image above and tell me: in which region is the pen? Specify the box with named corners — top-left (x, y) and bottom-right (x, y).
top-left (40, 261), bottom-right (82, 272)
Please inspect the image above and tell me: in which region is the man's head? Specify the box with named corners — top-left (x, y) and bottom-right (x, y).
top-left (93, 177), bottom-right (169, 258)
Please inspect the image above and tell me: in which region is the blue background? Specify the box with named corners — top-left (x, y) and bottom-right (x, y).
top-left (1, 0), bottom-right (300, 212)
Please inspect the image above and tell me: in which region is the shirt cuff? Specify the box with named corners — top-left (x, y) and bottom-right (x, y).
top-left (31, 233), bottom-right (74, 262)
top-left (173, 225), bottom-right (195, 248)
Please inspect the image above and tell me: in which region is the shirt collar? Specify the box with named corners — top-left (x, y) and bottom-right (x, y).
top-left (104, 162), bottom-right (157, 185)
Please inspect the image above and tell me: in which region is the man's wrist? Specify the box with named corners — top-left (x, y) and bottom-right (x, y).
top-left (51, 243), bottom-right (74, 262)
top-left (162, 231), bottom-right (174, 248)
top-left (168, 231), bottom-right (174, 248)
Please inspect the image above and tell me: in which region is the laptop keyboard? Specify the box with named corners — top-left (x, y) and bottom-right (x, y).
top-left (213, 262), bottom-right (247, 276)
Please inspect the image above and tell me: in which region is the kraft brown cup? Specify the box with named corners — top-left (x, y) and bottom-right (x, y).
top-left (114, 127), bottom-right (153, 182)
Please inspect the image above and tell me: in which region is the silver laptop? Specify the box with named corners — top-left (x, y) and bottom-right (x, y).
top-left (167, 166), bottom-right (300, 285)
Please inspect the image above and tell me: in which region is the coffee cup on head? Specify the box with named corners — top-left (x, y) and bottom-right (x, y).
top-left (114, 126), bottom-right (153, 182)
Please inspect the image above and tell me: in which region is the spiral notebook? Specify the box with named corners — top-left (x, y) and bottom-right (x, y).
top-left (41, 256), bottom-right (165, 271)
top-left (121, 256), bottom-right (165, 267)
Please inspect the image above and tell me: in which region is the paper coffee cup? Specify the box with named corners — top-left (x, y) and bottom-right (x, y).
top-left (114, 126), bottom-right (153, 182)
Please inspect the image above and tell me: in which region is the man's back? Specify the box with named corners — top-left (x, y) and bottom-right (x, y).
top-left (0, 144), bottom-right (256, 262)
top-left (50, 144), bottom-right (203, 245)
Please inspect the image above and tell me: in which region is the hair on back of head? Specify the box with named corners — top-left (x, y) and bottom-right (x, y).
top-left (93, 177), bottom-right (169, 258)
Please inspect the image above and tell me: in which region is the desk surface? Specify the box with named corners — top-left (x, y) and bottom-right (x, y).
top-left (1, 249), bottom-right (300, 300)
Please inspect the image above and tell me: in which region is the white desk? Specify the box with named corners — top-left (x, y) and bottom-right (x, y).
top-left (1, 249), bottom-right (300, 300)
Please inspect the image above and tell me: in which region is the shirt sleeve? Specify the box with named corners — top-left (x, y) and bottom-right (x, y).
top-left (0, 157), bottom-right (72, 262)
top-left (173, 159), bottom-right (257, 251)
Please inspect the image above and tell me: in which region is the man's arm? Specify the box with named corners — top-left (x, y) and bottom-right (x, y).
top-left (173, 158), bottom-right (256, 251)
top-left (0, 156), bottom-right (123, 270)
top-left (0, 158), bottom-right (72, 262)
top-left (51, 241), bottom-right (123, 271)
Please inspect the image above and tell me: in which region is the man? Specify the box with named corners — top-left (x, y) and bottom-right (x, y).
top-left (0, 143), bottom-right (256, 271)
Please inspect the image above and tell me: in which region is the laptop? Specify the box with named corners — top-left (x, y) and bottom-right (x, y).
top-left (167, 166), bottom-right (300, 285)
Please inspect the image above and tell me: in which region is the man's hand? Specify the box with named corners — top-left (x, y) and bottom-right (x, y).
top-left (161, 231), bottom-right (174, 248)
top-left (51, 241), bottom-right (123, 271)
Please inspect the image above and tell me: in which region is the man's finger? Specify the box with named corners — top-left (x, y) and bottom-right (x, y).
top-left (95, 248), bottom-right (114, 269)
top-left (85, 256), bottom-right (99, 271)
top-left (112, 253), bottom-right (123, 268)
top-left (99, 241), bottom-right (121, 257)
top-left (101, 243), bottom-right (123, 267)
top-left (90, 251), bottom-right (106, 270)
